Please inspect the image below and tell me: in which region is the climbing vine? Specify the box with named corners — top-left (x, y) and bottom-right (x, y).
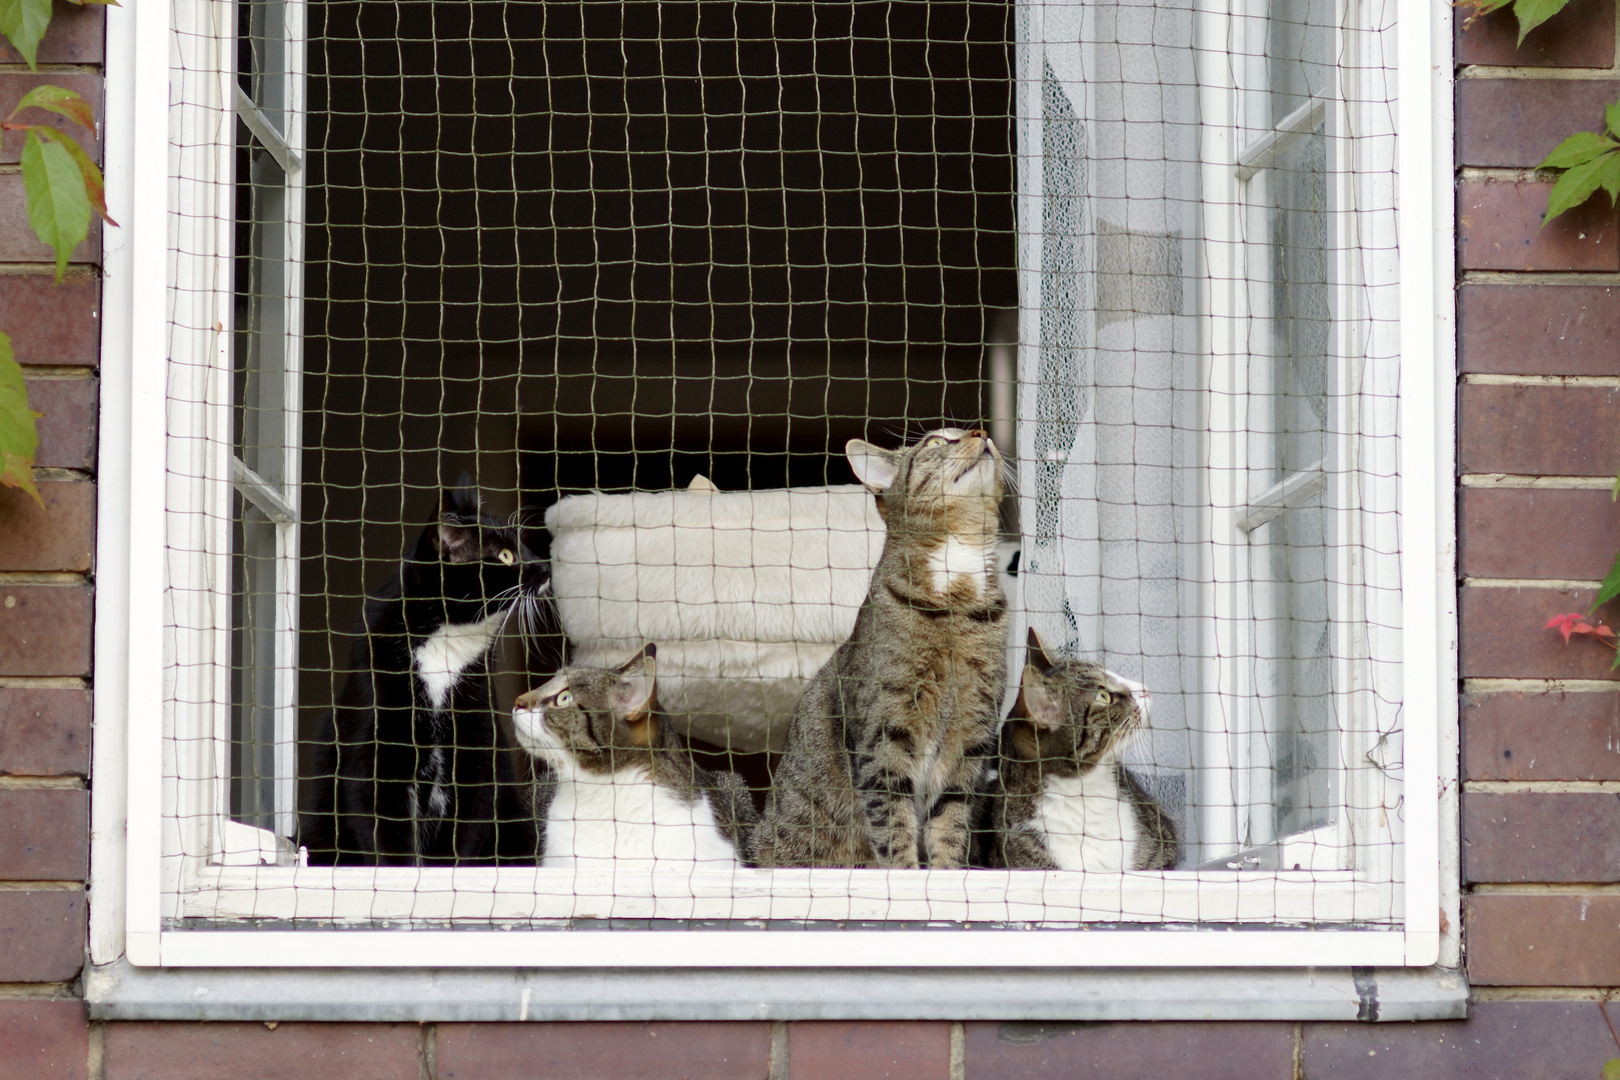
top-left (0, 0), bottom-right (117, 504)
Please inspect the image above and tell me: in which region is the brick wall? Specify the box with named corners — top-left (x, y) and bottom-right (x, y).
top-left (0, 4), bottom-right (102, 1079)
top-left (3, 0), bottom-right (1620, 1075)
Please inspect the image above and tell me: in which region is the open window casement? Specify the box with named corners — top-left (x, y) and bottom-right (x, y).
top-left (227, 0), bottom-right (307, 853)
top-left (121, 0), bottom-right (1450, 970)
top-left (1015, 0), bottom-right (1404, 890)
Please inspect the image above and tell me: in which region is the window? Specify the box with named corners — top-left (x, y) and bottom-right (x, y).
top-left (106, 0), bottom-right (1454, 971)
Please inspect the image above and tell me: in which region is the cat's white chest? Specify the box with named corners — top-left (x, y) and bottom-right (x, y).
top-left (927, 537), bottom-right (996, 596)
top-left (543, 768), bottom-right (740, 872)
top-left (413, 611), bottom-right (505, 710)
top-left (1032, 766), bottom-right (1140, 872)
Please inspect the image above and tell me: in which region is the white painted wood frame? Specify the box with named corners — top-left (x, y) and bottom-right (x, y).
top-left (91, 0), bottom-right (1457, 970)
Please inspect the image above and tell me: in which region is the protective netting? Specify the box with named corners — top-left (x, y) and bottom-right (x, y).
top-left (165, 0), bottom-right (1404, 929)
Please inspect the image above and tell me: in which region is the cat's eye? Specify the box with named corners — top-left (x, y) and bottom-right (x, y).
top-left (1095, 690), bottom-right (1113, 706)
top-left (923, 435), bottom-right (949, 448)
top-left (497, 549), bottom-right (515, 565)
top-left (553, 690), bottom-right (574, 708)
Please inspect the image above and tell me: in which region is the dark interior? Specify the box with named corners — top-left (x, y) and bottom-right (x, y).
top-left (293, 0), bottom-right (1017, 783)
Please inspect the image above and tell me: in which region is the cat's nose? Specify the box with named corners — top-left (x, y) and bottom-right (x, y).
top-left (965, 428), bottom-right (990, 441)
top-left (514, 690), bottom-right (541, 711)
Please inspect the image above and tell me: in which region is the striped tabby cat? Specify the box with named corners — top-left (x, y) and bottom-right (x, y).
top-left (979, 630), bottom-right (1181, 872)
top-left (749, 428), bottom-right (1009, 869)
top-left (511, 645), bottom-right (757, 870)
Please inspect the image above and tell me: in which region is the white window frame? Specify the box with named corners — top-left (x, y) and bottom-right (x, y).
top-left (91, 0), bottom-right (1456, 973)
top-left (1195, 0), bottom-right (1390, 878)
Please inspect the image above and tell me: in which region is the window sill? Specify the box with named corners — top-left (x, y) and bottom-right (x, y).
top-left (86, 959), bottom-right (1467, 1022)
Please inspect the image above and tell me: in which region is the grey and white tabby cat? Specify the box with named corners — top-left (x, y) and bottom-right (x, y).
top-left (749, 428), bottom-right (1009, 869)
top-left (979, 629), bottom-right (1180, 872)
top-left (510, 645), bottom-right (757, 871)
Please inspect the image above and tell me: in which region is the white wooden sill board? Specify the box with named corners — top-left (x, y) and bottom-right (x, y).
top-left (178, 865), bottom-right (1394, 925)
top-left (85, 958), bottom-right (1468, 1021)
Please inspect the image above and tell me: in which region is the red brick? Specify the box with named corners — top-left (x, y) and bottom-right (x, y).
top-left (28, 377), bottom-right (99, 469)
top-left (0, 688), bottom-right (89, 777)
top-left (0, 889), bottom-right (83, 982)
top-left (1458, 80), bottom-right (1620, 169)
top-left (0, 174), bottom-right (100, 266)
top-left (0, 74), bottom-right (102, 166)
top-left (1464, 690), bottom-right (1620, 781)
top-left (3, 275), bottom-right (102, 370)
top-left (0, 481), bottom-right (94, 572)
top-left (0, 585), bottom-right (92, 677)
top-left (104, 1022), bottom-right (421, 1080)
top-left (1303, 1002), bottom-right (1619, 1079)
top-left (0, 789), bottom-right (86, 881)
top-left (0, 3), bottom-right (104, 65)
top-left (1459, 384), bottom-right (1620, 477)
top-left (0, 1000), bottom-right (88, 1080)
top-left (1464, 793), bottom-right (1620, 883)
top-left (1461, 586), bottom-right (1620, 680)
top-left (1458, 181), bottom-right (1619, 272)
top-left (1466, 893), bottom-right (1620, 984)
top-left (964, 1021), bottom-right (1295, 1080)
top-left (788, 1021), bottom-right (950, 1080)
top-left (1459, 284), bottom-right (1620, 376)
top-left (437, 1022), bottom-right (771, 1080)
top-left (1455, 0), bottom-right (1616, 67)
top-left (1460, 488), bottom-right (1620, 581)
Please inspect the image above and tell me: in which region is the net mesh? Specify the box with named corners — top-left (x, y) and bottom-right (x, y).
top-left (165, 0), bottom-right (1404, 930)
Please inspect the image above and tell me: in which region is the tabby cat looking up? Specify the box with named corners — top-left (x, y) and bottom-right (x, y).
top-left (300, 481), bottom-right (546, 866)
top-left (749, 428), bottom-right (1009, 869)
top-left (980, 629), bottom-right (1181, 872)
top-left (511, 645), bottom-right (757, 871)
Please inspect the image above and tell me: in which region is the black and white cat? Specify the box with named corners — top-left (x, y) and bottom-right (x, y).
top-left (300, 481), bottom-right (548, 866)
top-left (511, 645), bottom-right (757, 872)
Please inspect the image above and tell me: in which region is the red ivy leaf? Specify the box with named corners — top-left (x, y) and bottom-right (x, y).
top-left (1598, 625), bottom-right (1618, 641)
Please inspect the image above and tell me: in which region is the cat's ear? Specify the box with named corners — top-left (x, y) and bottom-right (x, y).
top-left (432, 479), bottom-right (483, 557)
top-left (433, 514), bottom-right (479, 559)
top-left (613, 645), bottom-right (659, 748)
top-left (845, 439), bottom-right (900, 493)
top-left (614, 643), bottom-right (658, 716)
top-left (1026, 627), bottom-right (1058, 670)
top-left (1012, 664), bottom-right (1064, 731)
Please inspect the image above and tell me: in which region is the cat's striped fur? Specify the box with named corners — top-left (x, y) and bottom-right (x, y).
top-left (749, 428), bottom-right (1009, 869)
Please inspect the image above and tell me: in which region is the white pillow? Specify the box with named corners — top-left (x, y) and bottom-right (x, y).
top-left (545, 480), bottom-right (884, 751)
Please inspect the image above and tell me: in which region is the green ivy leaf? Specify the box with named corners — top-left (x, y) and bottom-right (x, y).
top-left (7, 84), bottom-right (96, 132)
top-left (1592, 548), bottom-right (1620, 614)
top-left (1602, 1057), bottom-right (1620, 1079)
top-left (1538, 131), bottom-right (1619, 171)
top-left (1542, 149), bottom-right (1619, 226)
top-left (20, 128), bottom-right (93, 283)
top-left (0, 333), bottom-right (42, 507)
top-left (1607, 98), bottom-right (1620, 140)
top-left (1600, 151), bottom-right (1620, 203)
top-left (0, 0), bottom-right (53, 70)
top-left (1513, 0), bottom-right (1575, 44)
top-left (31, 126), bottom-right (113, 224)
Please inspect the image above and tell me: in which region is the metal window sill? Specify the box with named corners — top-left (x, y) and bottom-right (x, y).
top-left (86, 959), bottom-right (1467, 1022)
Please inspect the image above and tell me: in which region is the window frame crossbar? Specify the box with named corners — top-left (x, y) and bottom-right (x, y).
top-left (231, 455), bottom-right (296, 525)
top-left (233, 83), bottom-right (301, 174)
top-left (1235, 459), bottom-right (1327, 533)
top-left (1235, 96), bottom-right (1328, 181)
